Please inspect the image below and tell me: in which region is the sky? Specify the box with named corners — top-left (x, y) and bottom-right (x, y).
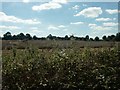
top-left (0, 0), bottom-right (119, 38)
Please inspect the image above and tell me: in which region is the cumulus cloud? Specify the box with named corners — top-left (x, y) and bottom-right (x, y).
top-left (0, 25), bottom-right (20, 30)
top-left (32, 2), bottom-right (62, 11)
top-left (22, 0), bottom-right (29, 3)
top-left (74, 7), bottom-right (102, 18)
top-left (48, 25), bottom-right (67, 30)
top-left (70, 22), bottom-right (84, 25)
top-left (103, 22), bottom-right (118, 27)
top-left (32, 0), bottom-right (67, 11)
top-left (88, 23), bottom-right (113, 31)
top-left (106, 9), bottom-right (120, 14)
top-left (72, 5), bottom-right (79, 10)
top-left (58, 25), bottom-right (66, 28)
top-left (0, 12), bottom-right (41, 24)
top-left (88, 24), bottom-right (96, 27)
top-left (48, 25), bottom-right (59, 30)
top-left (96, 18), bottom-right (112, 21)
top-left (51, 0), bottom-right (67, 4)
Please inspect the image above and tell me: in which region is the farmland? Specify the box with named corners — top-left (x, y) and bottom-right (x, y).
top-left (2, 40), bottom-right (120, 50)
top-left (1, 1), bottom-right (120, 90)
top-left (1, 40), bottom-right (120, 89)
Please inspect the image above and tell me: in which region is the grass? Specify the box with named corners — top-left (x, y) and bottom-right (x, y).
top-left (2, 40), bottom-right (119, 50)
top-left (2, 46), bottom-right (120, 90)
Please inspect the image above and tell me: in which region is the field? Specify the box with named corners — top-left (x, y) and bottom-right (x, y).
top-left (2, 40), bottom-right (120, 49)
top-left (1, 40), bottom-right (120, 89)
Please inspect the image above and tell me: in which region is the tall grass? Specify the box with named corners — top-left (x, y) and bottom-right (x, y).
top-left (2, 46), bottom-right (120, 90)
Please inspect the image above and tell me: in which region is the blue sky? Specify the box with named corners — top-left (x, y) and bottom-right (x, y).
top-left (0, 0), bottom-right (119, 38)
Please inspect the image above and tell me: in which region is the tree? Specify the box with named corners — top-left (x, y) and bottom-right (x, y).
top-left (70, 34), bottom-right (75, 40)
top-left (111, 35), bottom-right (115, 41)
top-left (12, 35), bottom-right (17, 40)
top-left (17, 33), bottom-right (26, 40)
top-left (102, 36), bottom-right (107, 41)
top-left (47, 34), bottom-right (53, 40)
top-left (65, 35), bottom-right (69, 40)
top-left (94, 36), bottom-right (99, 41)
top-left (26, 33), bottom-right (32, 40)
top-left (3, 32), bottom-right (12, 40)
top-left (85, 35), bottom-right (89, 41)
top-left (33, 35), bottom-right (38, 40)
top-left (115, 32), bottom-right (120, 41)
top-left (90, 38), bottom-right (94, 41)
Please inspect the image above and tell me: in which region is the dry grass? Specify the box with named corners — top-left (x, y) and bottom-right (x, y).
top-left (2, 40), bottom-right (119, 50)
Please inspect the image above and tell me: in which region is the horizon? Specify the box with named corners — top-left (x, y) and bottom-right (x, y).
top-left (1, 32), bottom-right (119, 40)
top-left (0, 1), bottom-right (119, 39)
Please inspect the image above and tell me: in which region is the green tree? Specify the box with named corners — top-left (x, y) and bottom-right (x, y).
top-left (47, 34), bottom-right (53, 40)
top-left (70, 34), bottom-right (75, 40)
top-left (17, 33), bottom-right (26, 40)
top-left (102, 36), bottom-right (107, 41)
top-left (94, 36), bottom-right (99, 41)
top-left (3, 32), bottom-right (12, 40)
top-left (85, 35), bottom-right (89, 41)
top-left (26, 33), bottom-right (32, 40)
top-left (90, 38), bottom-right (94, 41)
top-left (33, 35), bottom-right (38, 40)
top-left (65, 35), bottom-right (69, 40)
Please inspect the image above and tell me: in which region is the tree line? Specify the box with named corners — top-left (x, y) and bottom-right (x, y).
top-left (1, 32), bottom-right (120, 41)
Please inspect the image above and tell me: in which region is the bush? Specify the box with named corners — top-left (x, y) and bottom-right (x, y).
top-left (2, 47), bottom-right (120, 90)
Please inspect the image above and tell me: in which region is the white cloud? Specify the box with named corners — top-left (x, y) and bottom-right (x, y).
top-left (96, 18), bottom-right (112, 21)
top-left (0, 25), bottom-right (20, 30)
top-left (58, 25), bottom-right (66, 28)
top-left (22, 0), bottom-right (29, 3)
top-left (103, 22), bottom-right (118, 27)
top-left (48, 25), bottom-right (59, 30)
top-left (30, 27), bottom-right (43, 33)
top-left (48, 25), bottom-right (67, 30)
top-left (88, 24), bottom-right (96, 27)
top-left (106, 9), bottom-right (120, 14)
top-left (51, 0), bottom-right (67, 4)
top-left (72, 5), bottom-right (79, 10)
top-left (0, 12), bottom-right (41, 24)
top-left (32, 2), bottom-right (62, 11)
top-left (88, 23), bottom-right (113, 31)
top-left (92, 26), bottom-right (112, 31)
top-left (31, 30), bottom-right (42, 33)
top-left (74, 7), bottom-right (102, 18)
top-left (70, 22), bottom-right (84, 25)
top-left (32, 0), bottom-right (68, 11)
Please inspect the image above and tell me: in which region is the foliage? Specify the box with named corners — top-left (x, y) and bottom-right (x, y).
top-left (2, 47), bottom-right (120, 90)
top-left (2, 32), bottom-right (120, 41)
top-left (94, 36), bottom-right (99, 41)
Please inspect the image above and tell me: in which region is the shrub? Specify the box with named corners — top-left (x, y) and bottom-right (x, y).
top-left (2, 47), bottom-right (120, 90)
